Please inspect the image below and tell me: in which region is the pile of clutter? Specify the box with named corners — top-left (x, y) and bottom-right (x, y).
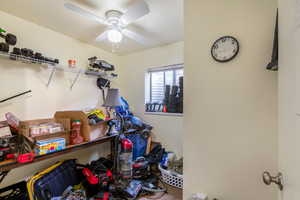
top-left (0, 108), bottom-right (111, 162)
top-left (162, 153), bottom-right (183, 175)
top-left (159, 152), bottom-right (183, 189)
top-left (0, 97), bottom-right (183, 200)
top-left (24, 143), bottom-right (169, 200)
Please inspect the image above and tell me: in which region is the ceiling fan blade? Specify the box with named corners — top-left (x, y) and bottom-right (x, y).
top-left (122, 29), bottom-right (154, 46)
top-left (64, 2), bottom-right (107, 24)
top-left (96, 31), bottom-right (108, 42)
top-left (121, 0), bottom-right (150, 25)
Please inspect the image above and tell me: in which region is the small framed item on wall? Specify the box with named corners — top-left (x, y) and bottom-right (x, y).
top-left (211, 36), bottom-right (239, 63)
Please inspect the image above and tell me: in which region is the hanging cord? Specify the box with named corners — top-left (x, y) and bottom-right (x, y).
top-left (142, 186), bottom-right (167, 193)
top-left (142, 182), bottom-right (167, 193)
top-left (139, 173), bottom-right (168, 200)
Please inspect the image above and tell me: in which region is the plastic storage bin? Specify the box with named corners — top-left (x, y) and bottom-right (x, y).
top-left (158, 164), bottom-right (183, 189)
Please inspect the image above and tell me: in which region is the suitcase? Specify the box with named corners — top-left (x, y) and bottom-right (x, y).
top-left (27, 159), bottom-right (80, 200)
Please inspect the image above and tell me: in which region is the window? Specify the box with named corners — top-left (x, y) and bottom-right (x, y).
top-left (145, 64), bottom-right (184, 114)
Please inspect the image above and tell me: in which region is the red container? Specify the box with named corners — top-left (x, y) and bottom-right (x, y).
top-left (119, 139), bottom-right (133, 179)
top-left (17, 153), bottom-right (35, 163)
top-left (68, 59), bottom-right (76, 68)
top-left (70, 120), bottom-right (83, 145)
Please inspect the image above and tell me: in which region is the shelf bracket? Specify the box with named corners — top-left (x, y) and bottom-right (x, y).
top-left (47, 67), bottom-right (56, 87)
top-left (70, 69), bottom-right (82, 90)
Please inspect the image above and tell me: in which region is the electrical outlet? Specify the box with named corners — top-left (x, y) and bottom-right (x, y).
top-left (191, 193), bottom-right (208, 200)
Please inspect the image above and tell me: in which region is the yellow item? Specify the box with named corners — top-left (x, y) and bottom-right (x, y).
top-left (73, 183), bottom-right (85, 191)
top-left (27, 161), bottom-right (64, 200)
top-left (87, 109), bottom-right (106, 120)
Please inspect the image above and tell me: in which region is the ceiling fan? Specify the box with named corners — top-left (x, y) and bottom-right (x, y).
top-left (64, 0), bottom-right (151, 45)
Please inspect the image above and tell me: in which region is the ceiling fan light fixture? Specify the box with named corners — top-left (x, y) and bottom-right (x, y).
top-left (107, 29), bottom-right (123, 43)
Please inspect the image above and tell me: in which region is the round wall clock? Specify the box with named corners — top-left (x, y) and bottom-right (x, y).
top-left (211, 36), bottom-right (239, 63)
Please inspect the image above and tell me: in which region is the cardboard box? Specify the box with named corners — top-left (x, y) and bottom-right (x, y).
top-left (55, 111), bottom-right (108, 142)
top-left (19, 117), bottom-right (70, 145)
top-left (0, 121), bottom-right (12, 138)
top-left (35, 137), bottom-right (66, 155)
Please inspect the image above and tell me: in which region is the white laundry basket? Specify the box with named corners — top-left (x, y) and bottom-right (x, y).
top-left (159, 164), bottom-right (183, 189)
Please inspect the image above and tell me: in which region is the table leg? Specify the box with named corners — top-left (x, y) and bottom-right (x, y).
top-left (111, 136), bottom-right (119, 173)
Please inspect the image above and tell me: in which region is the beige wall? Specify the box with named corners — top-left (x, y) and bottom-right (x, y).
top-left (0, 11), bottom-right (115, 187)
top-left (184, 0), bottom-right (278, 199)
top-left (116, 42), bottom-right (184, 157)
top-left (278, 0), bottom-right (300, 199)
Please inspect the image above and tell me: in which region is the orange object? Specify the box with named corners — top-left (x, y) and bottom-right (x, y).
top-left (70, 120), bottom-right (84, 145)
top-left (68, 59), bottom-right (76, 68)
top-left (163, 105), bottom-right (167, 113)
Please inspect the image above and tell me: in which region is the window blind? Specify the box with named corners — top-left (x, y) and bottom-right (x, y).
top-left (148, 64), bottom-right (184, 103)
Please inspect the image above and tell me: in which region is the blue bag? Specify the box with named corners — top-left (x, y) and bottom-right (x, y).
top-left (115, 97), bottom-right (132, 117)
top-left (126, 134), bottom-right (148, 161)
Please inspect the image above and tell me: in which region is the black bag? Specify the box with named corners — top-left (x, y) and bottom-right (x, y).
top-left (97, 78), bottom-right (110, 90)
top-left (145, 144), bottom-right (165, 165)
top-left (267, 11), bottom-right (278, 71)
top-left (0, 181), bottom-right (28, 200)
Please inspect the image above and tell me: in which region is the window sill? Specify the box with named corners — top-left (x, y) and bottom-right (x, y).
top-left (144, 112), bottom-right (183, 117)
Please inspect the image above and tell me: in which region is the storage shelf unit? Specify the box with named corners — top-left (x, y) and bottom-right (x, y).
top-left (0, 135), bottom-right (116, 172)
top-left (0, 51), bottom-right (57, 66)
top-left (0, 51), bottom-right (115, 89)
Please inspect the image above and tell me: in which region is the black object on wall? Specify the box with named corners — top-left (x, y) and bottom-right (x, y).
top-left (163, 76), bottom-right (184, 113)
top-left (267, 11), bottom-right (278, 71)
top-left (178, 76), bottom-right (183, 113)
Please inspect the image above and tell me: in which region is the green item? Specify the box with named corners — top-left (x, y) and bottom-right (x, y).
top-left (0, 28), bottom-right (6, 33)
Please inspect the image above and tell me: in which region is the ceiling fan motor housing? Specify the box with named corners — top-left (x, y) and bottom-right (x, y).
top-left (105, 10), bottom-right (123, 27)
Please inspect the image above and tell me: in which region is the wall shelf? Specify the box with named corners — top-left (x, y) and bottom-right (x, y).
top-left (0, 51), bottom-right (116, 90)
top-left (0, 51), bottom-right (56, 66)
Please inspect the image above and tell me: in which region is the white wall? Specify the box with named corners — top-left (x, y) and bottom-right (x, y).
top-left (184, 0), bottom-right (278, 200)
top-left (278, 0), bottom-right (300, 199)
top-left (116, 42), bottom-right (184, 157)
top-left (0, 11), bottom-right (115, 187)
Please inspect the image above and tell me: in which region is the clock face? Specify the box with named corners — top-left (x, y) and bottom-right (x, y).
top-left (211, 36), bottom-right (239, 62)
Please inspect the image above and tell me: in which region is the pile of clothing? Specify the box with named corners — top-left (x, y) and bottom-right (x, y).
top-left (51, 185), bottom-right (86, 200)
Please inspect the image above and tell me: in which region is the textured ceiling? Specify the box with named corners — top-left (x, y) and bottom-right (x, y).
top-left (0, 0), bottom-right (183, 55)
